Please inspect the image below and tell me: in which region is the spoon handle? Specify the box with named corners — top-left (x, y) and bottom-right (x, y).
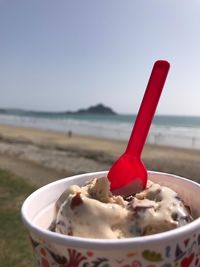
top-left (126, 60), bottom-right (170, 157)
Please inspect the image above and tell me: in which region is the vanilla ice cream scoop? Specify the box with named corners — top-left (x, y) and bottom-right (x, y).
top-left (52, 177), bottom-right (193, 239)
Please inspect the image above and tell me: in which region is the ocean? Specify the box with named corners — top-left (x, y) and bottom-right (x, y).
top-left (0, 111), bottom-right (200, 150)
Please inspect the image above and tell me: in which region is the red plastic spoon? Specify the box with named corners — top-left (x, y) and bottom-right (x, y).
top-left (108, 60), bottom-right (170, 197)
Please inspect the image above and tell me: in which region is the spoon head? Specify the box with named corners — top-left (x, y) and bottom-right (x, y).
top-left (107, 153), bottom-right (147, 197)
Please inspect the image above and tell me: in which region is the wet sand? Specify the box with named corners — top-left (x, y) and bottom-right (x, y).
top-left (0, 124), bottom-right (200, 187)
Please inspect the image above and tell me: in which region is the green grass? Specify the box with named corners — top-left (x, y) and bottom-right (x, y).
top-left (0, 169), bottom-right (37, 267)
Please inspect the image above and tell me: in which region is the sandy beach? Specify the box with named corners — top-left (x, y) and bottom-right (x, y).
top-left (0, 124), bottom-right (200, 187)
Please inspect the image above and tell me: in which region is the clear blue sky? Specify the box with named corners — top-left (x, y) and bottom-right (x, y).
top-left (1, 0), bottom-right (200, 115)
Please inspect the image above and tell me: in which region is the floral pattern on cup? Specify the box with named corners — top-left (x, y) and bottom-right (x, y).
top-left (29, 232), bottom-right (200, 267)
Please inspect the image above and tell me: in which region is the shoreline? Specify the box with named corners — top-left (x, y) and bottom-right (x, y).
top-left (0, 124), bottom-right (200, 187)
top-left (1, 114), bottom-right (200, 150)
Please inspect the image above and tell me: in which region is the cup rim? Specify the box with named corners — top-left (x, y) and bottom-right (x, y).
top-left (21, 171), bottom-right (200, 250)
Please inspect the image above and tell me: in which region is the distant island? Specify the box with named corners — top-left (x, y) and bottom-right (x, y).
top-left (66, 103), bottom-right (117, 115)
top-left (0, 103), bottom-right (117, 116)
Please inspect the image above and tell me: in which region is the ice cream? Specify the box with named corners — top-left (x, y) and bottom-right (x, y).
top-left (51, 176), bottom-right (193, 239)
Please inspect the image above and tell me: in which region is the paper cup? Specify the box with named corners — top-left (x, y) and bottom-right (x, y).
top-left (21, 171), bottom-right (200, 267)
